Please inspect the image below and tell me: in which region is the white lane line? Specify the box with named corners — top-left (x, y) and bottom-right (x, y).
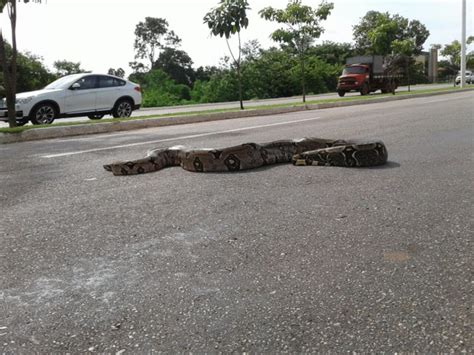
top-left (41, 116), bottom-right (321, 158)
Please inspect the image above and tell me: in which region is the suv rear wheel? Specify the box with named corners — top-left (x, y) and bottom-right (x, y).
top-left (30, 103), bottom-right (57, 125)
top-left (112, 99), bottom-right (133, 118)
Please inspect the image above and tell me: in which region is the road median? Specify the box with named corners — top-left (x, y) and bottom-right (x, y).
top-left (1, 87), bottom-right (472, 144)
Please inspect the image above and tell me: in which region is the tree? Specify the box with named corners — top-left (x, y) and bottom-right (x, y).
top-left (204, 0), bottom-right (250, 110)
top-left (139, 69), bottom-right (192, 107)
top-left (154, 47), bottom-right (195, 86)
top-left (133, 17), bottom-right (181, 70)
top-left (260, 0), bottom-right (334, 103)
top-left (468, 38), bottom-right (474, 69)
top-left (308, 41), bottom-right (354, 65)
top-left (108, 67), bottom-right (125, 78)
top-left (53, 60), bottom-right (85, 76)
top-left (241, 47), bottom-right (298, 99)
top-left (194, 65), bottom-right (219, 82)
top-left (241, 39), bottom-right (262, 61)
top-left (442, 40), bottom-right (461, 68)
top-left (441, 37), bottom-right (474, 69)
top-left (391, 39), bottom-right (416, 91)
top-left (0, 0), bottom-right (43, 127)
top-left (353, 11), bottom-right (429, 56)
top-left (0, 42), bottom-right (54, 93)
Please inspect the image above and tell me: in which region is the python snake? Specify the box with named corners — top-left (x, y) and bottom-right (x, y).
top-left (103, 138), bottom-right (387, 175)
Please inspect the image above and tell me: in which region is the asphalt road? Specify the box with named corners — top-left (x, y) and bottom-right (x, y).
top-left (1, 91), bottom-right (472, 352)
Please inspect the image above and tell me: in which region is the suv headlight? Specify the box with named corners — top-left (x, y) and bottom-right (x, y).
top-left (16, 96), bottom-right (33, 104)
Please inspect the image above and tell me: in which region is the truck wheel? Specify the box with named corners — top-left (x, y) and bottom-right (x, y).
top-left (360, 83), bottom-right (369, 96)
top-left (337, 90), bottom-right (346, 97)
top-left (390, 81), bottom-right (397, 94)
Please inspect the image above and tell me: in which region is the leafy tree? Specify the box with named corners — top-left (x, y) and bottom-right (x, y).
top-left (133, 17), bottom-right (181, 70)
top-left (0, 42), bottom-right (55, 93)
top-left (303, 56), bottom-right (341, 93)
top-left (391, 39), bottom-right (416, 90)
top-left (241, 39), bottom-right (262, 61)
top-left (437, 59), bottom-right (459, 79)
top-left (353, 11), bottom-right (429, 56)
top-left (204, 0), bottom-right (250, 110)
top-left (308, 41), bottom-right (354, 65)
top-left (259, 0), bottom-right (334, 103)
top-left (16, 51), bottom-right (55, 92)
top-left (190, 46), bottom-right (342, 105)
top-left (154, 47), bottom-right (195, 86)
top-left (194, 65), bottom-right (219, 82)
top-left (140, 69), bottom-right (191, 107)
top-left (128, 61), bottom-right (148, 84)
top-left (0, 0), bottom-right (43, 127)
top-left (53, 60), bottom-right (85, 76)
top-left (440, 40), bottom-right (461, 67)
top-left (441, 37), bottom-right (474, 69)
top-left (241, 47), bottom-right (298, 99)
top-left (241, 48), bottom-right (340, 99)
top-left (108, 67), bottom-right (125, 78)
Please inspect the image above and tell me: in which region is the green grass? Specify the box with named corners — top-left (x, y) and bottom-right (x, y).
top-left (0, 86), bottom-right (469, 134)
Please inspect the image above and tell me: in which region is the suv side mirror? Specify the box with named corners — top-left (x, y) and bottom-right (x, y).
top-left (70, 83), bottom-right (81, 90)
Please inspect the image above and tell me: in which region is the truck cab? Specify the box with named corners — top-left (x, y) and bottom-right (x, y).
top-left (337, 64), bottom-right (370, 96)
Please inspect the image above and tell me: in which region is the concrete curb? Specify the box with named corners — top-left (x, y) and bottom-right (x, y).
top-left (1, 88), bottom-right (472, 144)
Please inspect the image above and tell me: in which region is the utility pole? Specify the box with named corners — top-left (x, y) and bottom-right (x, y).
top-left (461, 0), bottom-right (466, 88)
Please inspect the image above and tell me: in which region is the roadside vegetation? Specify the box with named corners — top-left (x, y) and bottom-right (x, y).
top-left (0, 86), bottom-right (468, 134)
top-left (0, 0), bottom-right (473, 128)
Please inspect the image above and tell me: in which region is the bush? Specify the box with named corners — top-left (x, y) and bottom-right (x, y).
top-left (140, 69), bottom-right (193, 107)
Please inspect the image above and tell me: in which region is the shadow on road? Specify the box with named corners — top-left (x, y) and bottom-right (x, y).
top-left (183, 161), bottom-right (401, 175)
top-left (369, 161), bottom-right (400, 169)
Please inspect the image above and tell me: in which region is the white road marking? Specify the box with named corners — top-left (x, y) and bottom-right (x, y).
top-left (41, 116), bottom-right (321, 158)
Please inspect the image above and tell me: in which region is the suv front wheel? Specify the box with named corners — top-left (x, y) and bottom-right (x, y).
top-left (30, 102), bottom-right (57, 125)
top-left (112, 99), bottom-right (133, 118)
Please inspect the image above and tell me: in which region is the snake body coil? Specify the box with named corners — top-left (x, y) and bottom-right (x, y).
top-left (104, 138), bottom-right (387, 176)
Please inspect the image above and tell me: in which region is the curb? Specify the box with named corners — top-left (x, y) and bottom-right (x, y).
top-left (1, 88), bottom-right (472, 144)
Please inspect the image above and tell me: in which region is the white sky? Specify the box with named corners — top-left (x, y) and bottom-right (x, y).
top-left (1, 0), bottom-right (473, 75)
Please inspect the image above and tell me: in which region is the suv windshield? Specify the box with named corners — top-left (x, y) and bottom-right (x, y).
top-left (343, 66), bottom-right (368, 75)
top-left (44, 75), bottom-right (82, 90)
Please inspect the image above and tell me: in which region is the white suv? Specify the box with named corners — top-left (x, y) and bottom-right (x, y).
top-left (0, 73), bottom-right (142, 125)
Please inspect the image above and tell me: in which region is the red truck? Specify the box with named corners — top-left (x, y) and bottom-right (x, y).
top-left (337, 55), bottom-right (400, 97)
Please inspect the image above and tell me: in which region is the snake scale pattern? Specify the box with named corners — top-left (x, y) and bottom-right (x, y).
top-left (103, 138), bottom-right (388, 175)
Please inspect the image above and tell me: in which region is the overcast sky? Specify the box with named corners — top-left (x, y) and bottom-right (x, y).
top-left (1, 0), bottom-right (472, 75)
